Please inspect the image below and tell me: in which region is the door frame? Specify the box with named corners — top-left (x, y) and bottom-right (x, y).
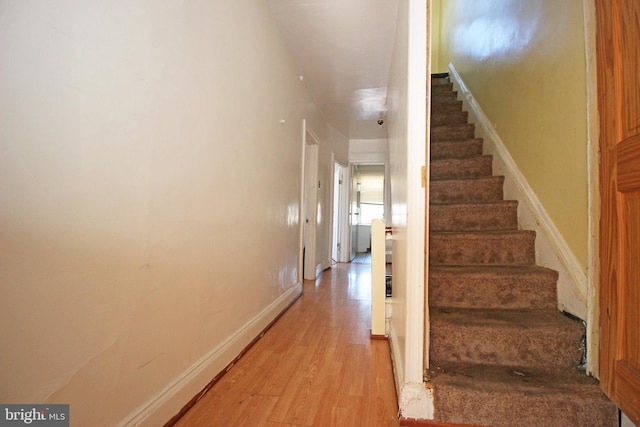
top-left (299, 119), bottom-right (320, 281)
top-left (583, 0), bottom-right (600, 378)
top-left (349, 164), bottom-right (359, 261)
top-left (345, 160), bottom-right (391, 262)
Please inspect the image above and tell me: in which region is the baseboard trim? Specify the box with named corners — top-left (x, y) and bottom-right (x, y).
top-left (401, 419), bottom-right (483, 427)
top-left (388, 324), bottom-right (404, 393)
top-left (119, 283), bottom-right (303, 427)
top-left (447, 63), bottom-right (587, 320)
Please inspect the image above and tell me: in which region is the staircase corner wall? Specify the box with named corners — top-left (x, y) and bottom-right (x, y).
top-left (447, 63), bottom-right (588, 321)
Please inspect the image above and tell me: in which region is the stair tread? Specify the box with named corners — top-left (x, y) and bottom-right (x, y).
top-left (431, 111), bottom-right (466, 117)
top-left (427, 362), bottom-right (617, 427)
top-left (429, 265), bottom-right (558, 310)
top-left (431, 82), bottom-right (453, 89)
top-left (430, 200), bottom-right (518, 231)
top-left (431, 156), bottom-right (493, 179)
top-left (431, 140), bottom-right (484, 160)
top-left (430, 175), bottom-right (504, 182)
top-left (431, 229), bottom-right (535, 236)
top-left (427, 361), bottom-right (607, 397)
top-left (431, 123), bottom-right (471, 130)
top-left (431, 126), bottom-right (475, 135)
top-left (430, 306), bottom-right (580, 330)
top-left (431, 112), bottom-right (469, 126)
top-left (431, 92), bottom-right (458, 99)
top-left (430, 200), bottom-right (517, 207)
top-left (431, 155), bottom-right (492, 163)
top-left (429, 264), bottom-right (556, 276)
top-left (431, 99), bottom-right (463, 107)
top-left (431, 137), bottom-right (482, 144)
top-left (430, 175), bottom-right (505, 203)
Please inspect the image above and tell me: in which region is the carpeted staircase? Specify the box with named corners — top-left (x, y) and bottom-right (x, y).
top-left (426, 74), bottom-right (618, 427)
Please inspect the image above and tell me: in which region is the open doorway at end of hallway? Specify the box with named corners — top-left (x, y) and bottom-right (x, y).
top-left (349, 164), bottom-right (386, 264)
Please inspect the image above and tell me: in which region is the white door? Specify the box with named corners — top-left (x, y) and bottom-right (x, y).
top-left (349, 164), bottom-right (359, 261)
top-left (332, 162), bottom-right (345, 263)
top-left (302, 129), bottom-right (319, 280)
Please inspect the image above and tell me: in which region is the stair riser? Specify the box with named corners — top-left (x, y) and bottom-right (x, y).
top-left (430, 319), bottom-right (583, 370)
top-left (431, 124), bottom-right (476, 142)
top-left (431, 156), bottom-right (493, 180)
top-left (430, 202), bottom-right (518, 232)
top-left (429, 269), bottom-right (557, 310)
top-left (431, 112), bottom-right (468, 126)
top-left (431, 76), bottom-right (450, 85)
top-left (431, 82), bottom-right (453, 92)
top-left (430, 177), bottom-right (504, 204)
top-left (430, 232), bottom-right (536, 266)
top-left (431, 100), bottom-right (464, 113)
top-left (431, 140), bottom-right (484, 160)
top-left (431, 91), bottom-right (458, 101)
top-left (431, 385), bottom-right (618, 427)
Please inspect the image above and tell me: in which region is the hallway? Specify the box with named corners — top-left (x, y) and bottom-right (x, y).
top-left (173, 262), bottom-right (400, 426)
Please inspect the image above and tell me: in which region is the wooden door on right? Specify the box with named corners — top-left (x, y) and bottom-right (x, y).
top-left (596, 0), bottom-right (640, 423)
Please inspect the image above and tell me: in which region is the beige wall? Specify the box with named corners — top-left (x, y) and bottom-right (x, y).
top-left (0, 1), bottom-right (345, 425)
top-left (430, 0), bottom-right (446, 74)
top-left (438, 0), bottom-right (589, 269)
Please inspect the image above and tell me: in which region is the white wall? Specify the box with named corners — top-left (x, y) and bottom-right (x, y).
top-left (386, 0), bottom-right (430, 419)
top-left (0, 1), bottom-right (343, 425)
top-left (349, 138), bottom-right (388, 163)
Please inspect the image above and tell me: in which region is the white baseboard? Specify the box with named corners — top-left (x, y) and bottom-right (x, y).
top-left (387, 324), bottom-right (404, 398)
top-left (320, 260), bottom-right (332, 272)
top-left (119, 283), bottom-right (303, 427)
top-left (447, 63), bottom-right (587, 320)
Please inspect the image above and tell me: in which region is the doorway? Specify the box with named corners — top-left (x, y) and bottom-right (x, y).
top-left (349, 164), bottom-right (386, 264)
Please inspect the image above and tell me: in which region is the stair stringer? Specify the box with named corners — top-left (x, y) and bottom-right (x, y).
top-left (447, 63), bottom-right (588, 324)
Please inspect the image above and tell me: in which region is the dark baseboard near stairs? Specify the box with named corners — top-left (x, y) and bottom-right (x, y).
top-left (425, 74), bottom-right (617, 427)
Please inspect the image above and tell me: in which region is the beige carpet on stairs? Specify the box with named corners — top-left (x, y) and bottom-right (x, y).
top-left (426, 74), bottom-right (618, 427)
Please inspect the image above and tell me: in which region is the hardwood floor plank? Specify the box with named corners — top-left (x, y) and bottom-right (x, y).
top-left (174, 262), bottom-right (400, 426)
top-left (229, 393), bottom-right (280, 426)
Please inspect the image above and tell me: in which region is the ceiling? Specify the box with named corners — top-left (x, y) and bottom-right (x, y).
top-left (267, 0), bottom-right (399, 140)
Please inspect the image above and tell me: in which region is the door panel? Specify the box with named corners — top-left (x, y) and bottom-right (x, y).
top-left (619, 1), bottom-right (640, 137)
top-left (597, 0), bottom-right (640, 422)
top-left (350, 165), bottom-right (358, 261)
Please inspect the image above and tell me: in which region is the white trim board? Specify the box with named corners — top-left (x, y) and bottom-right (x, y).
top-left (388, 325), bottom-right (434, 420)
top-left (582, 0), bottom-right (600, 377)
top-left (447, 63), bottom-right (587, 320)
top-left (119, 283), bottom-right (303, 427)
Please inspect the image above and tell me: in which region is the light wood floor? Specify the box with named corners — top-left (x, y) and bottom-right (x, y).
top-left (174, 261), bottom-right (400, 426)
